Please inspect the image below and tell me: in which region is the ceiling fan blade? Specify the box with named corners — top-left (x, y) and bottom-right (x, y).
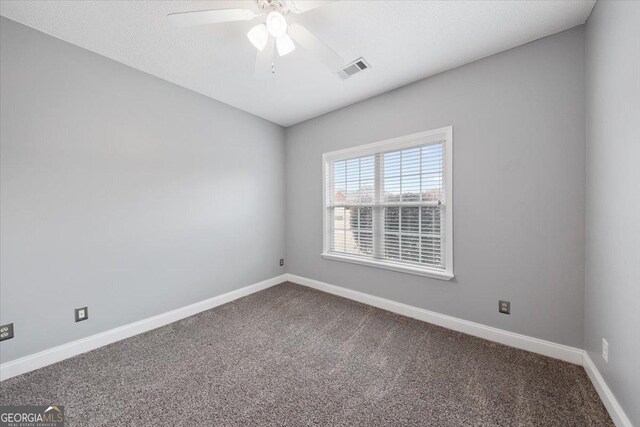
top-left (168, 8), bottom-right (257, 26)
top-left (276, 34), bottom-right (296, 56)
top-left (286, 1), bottom-right (336, 14)
top-left (287, 23), bottom-right (344, 71)
top-left (254, 37), bottom-right (276, 79)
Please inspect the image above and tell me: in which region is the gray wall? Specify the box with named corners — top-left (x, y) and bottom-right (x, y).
top-left (286, 27), bottom-right (586, 348)
top-left (0, 18), bottom-right (286, 363)
top-left (585, 2), bottom-right (640, 424)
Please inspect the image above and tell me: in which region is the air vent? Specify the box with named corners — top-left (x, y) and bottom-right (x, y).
top-left (337, 58), bottom-right (371, 80)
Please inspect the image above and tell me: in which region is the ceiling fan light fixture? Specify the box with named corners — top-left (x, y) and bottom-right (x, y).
top-left (266, 12), bottom-right (287, 38)
top-left (168, 2), bottom-right (344, 79)
top-left (247, 24), bottom-right (269, 51)
top-left (276, 33), bottom-right (295, 56)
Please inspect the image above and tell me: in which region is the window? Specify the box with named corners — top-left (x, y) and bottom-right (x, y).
top-left (322, 127), bottom-right (453, 280)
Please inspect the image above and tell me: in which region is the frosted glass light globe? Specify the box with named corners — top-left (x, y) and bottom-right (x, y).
top-left (266, 12), bottom-right (287, 38)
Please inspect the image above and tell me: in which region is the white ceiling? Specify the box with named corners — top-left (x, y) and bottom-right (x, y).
top-left (0, 0), bottom-right (595, 127)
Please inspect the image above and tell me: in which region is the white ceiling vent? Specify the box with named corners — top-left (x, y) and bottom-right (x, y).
top-left (337, 58), bottom-right (371, 80)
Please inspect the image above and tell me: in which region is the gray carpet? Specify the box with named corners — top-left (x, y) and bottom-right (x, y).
top-left (0, 282), bottom-right (612, 426)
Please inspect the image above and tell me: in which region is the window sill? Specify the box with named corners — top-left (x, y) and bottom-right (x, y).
top-left (321, 253), bottom-right (454, 281)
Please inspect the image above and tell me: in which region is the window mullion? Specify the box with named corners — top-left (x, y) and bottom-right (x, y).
top-left (419, 146), bottom-right (423, 264)
top-left (328, 161), bottom-right (333, 252)
top-left (399, 150), bottom-right (403, 260)
top-left (373, 153), bottom-right (383, 259)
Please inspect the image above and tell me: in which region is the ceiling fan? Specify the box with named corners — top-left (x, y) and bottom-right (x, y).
top-left (168, 0), bottom-right (344, 78)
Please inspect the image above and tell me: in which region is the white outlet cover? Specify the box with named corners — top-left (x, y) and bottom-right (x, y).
top-left (602, 338), bottom-right (608, 363)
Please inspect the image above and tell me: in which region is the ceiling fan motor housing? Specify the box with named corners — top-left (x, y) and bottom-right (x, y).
top-left (256, 0), bottom-right (290, 15)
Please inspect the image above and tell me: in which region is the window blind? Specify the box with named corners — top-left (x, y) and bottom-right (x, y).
top-left (323, 127), bottom-right (452, 279)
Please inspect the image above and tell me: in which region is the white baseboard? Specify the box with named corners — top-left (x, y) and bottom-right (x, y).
top-left (286, 274), bottom-right (583, 365)
top-left (0, 274), bottom-right (287, 381)
top-left (583, 352), bottom-right (633, 427)
top-left (2, 272), bottom-right (631, 427)
top-left (286, 274), bottom-right (636, 426)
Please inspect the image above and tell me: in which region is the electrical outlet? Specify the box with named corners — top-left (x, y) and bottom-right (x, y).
top-left (0, 323), bottom-right (14, 341)
top-left (499, 300), bottom-right (510, 314)
top-left (279, 258), bottom-right (284, 267)
top-left (602, 338), bottom-right (608, 363)
top-left (75, 307), bottom-right (88, 322)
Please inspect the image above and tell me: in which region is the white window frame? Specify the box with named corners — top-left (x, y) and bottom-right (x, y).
top-left (322, 126), bottom-right (453, 281)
